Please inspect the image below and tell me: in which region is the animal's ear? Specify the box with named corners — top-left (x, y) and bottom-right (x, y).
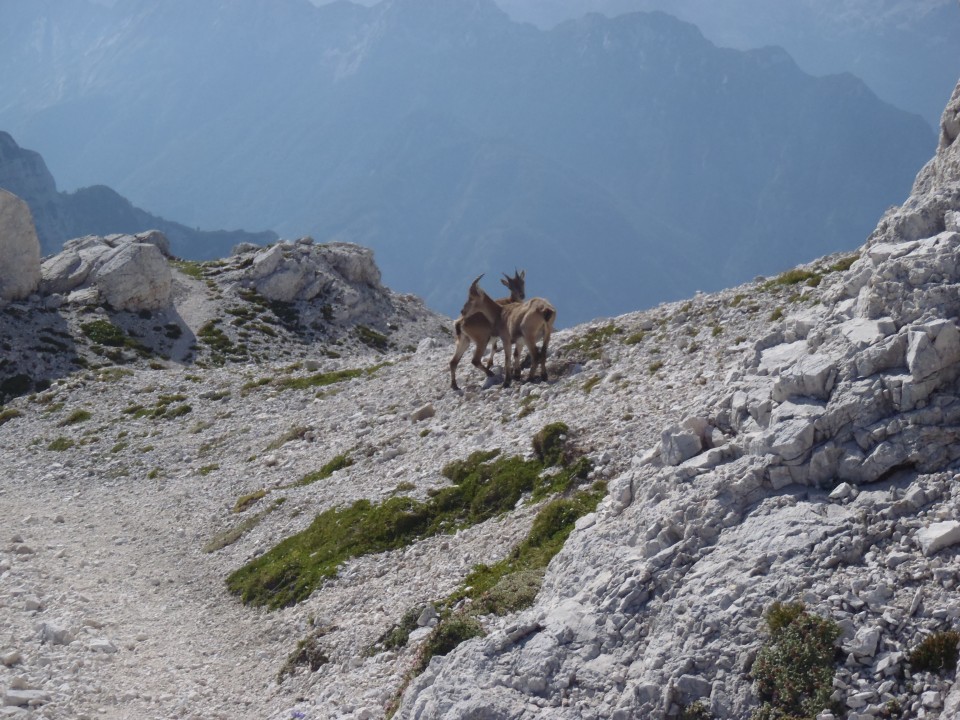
top-left (500, 275), bottom-right (510, 289)
top-left (519, 269), bottom-right (525, 280)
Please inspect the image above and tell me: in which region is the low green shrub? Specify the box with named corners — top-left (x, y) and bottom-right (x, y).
top-left (909, 630), bottom-right (960, 673)
top-left (47, 436), bottom-right (75, 451)
top-left (234, 489), bottom-right (267, 512)
top-left (81, 319), bottom-right (126, 347)
top-left (0, 407), bottom-right (23, 425)
top-left (356, 325), bottom-right (390, 351)
top-left (563, 323), bottom-right (622, 360)
top-left (277, 634), bottom-right (328, 682)
top-left (60, 409), bottom-right (91, 426)
top-left (751, 602), bottom-right (841, 720)
top-left (411, 615), bottom-right (485, 675)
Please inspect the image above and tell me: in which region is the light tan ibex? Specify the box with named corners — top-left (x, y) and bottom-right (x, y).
top-left (456, 275), bottom-right (556, 388)
top-left (502, 296), bottom-right (555, 385)
top-left (449, 270), bottom-right (525, 391)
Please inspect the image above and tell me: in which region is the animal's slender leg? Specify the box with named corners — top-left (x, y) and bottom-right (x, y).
top-left (471, 341), bottom-right (494, 378)
top-left (449, 328), bottom-right (471, 390)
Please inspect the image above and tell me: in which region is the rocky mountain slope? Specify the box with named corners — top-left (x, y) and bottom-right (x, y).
top-left (0, 132), bottom-right (277, 258)
top-left (0, 0), bottom-right (935, 323)
top-left (0, 80), bottom-right (959, 720)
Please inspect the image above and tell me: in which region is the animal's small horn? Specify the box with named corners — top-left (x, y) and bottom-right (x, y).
top-left (469, 274), bottom-right (484, 293)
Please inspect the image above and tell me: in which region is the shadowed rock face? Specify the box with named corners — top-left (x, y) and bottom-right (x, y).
top-left (0, 188), bottom-right (40, 301)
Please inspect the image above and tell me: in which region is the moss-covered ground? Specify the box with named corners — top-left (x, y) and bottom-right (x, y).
top-left (226, 423), bottom-right (593, 609)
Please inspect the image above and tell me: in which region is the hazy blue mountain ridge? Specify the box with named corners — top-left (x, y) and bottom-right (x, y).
top-left (0, 0), bottom-right (936, 322)
top-left (0, 131), bottom-right (277, 258)
top-left (494, 0), bottom-right (960, 132)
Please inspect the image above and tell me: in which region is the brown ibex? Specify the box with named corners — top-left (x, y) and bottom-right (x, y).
top-left (449, 270), bottom-right (525, 391)
top-left (456, 275), bottom-right (556, 388)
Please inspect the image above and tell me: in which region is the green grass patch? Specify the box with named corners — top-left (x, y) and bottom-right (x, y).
top-left (582, 375), bottom-right (601, 394)
top-left (237, 289), bottom-right (299, 330)
top-left (762, 268), bottom-right (823, 291)
top-left (60, 409), bottom-right (92, 426)
top-left (198, 463), bottom-right (220, 477)
top-left (295, 453), bottom-right (354, 487)
top-left (47, 436), bottom-right (75, 451)
top-left (750, 602), bottom-right (841, 720)
top-left (649, 360), bottom-right (664, 374)
top-left (198, 320), bottom-right (245, 359)
top-left (204, 498), bottom-right (285, 553)
top-left (228, 424), bottom-right (590, 609)
top-left (81, 319), bottom-right (126, 347)
top-left (562, 323), bottom-right (622, 360)
top-left (356, 325), bottom-right (390, 351)
top-left (123, 393), bottom-right (191, 420)
top-left (411, 615), bottom-right (484, 675)
top-left (172, 260), bottom-right (206, 280)
top-left (769, 307), bottom-right (784, 322)
top-left (828, 254), bottom-right (859, 273)
top-left (379, 478), bottom-right (605, 712)
top-left (273, 364), bottom-right (386, 391)
top-left (624, 331), bottom-right (646, 345)
top-left (234, 488), bottom-right (267, 512)
top-left (265, 425), bottom-right (311, 452)
top-left (0, 407), bottom-right (23, 425)
top-left (448, 482), bottom-right (606, 616)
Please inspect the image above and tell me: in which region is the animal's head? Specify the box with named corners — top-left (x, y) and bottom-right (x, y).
top-left (501, 269), bottom-right (526, 302)
top-left (461, 274), bottom-right (487, 316)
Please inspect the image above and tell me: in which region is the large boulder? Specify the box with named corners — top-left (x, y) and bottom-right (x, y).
top-left (0, 189), bottom-right (40, 300)
top-left (38, 231), bottom-right (173, 311)
top-left (95, 242), bottom-right (172, 311)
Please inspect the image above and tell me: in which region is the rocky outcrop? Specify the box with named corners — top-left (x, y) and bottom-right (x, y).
top-left (39, 232), bottom-right (173, 311)
top-left (398, 78), bottom-right (960, 720)
top-left (226, 239), bottom-right (387, 325)
top-left (0, 189), bottom-right (40, 301)
top-left (913, 80), bottom-right (960, 195)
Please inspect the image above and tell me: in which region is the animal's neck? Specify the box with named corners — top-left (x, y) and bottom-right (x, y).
top-left (475, 295), bottom-right (503, 327)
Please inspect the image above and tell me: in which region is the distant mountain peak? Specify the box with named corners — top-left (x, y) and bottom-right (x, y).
top-left (379, 0), bottom-right (510, 29)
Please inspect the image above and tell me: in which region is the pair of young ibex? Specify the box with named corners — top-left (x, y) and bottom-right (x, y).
top-left (449, 270), bottom-right (556, 390)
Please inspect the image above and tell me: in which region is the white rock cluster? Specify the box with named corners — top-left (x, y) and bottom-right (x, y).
top-left (229, 239), bottom-right (388, 325)
top-left (39, 231), bottom-right (173, 312)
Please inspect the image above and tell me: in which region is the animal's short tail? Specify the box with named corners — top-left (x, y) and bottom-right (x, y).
top-left (543, 308), bottom-right (555, 323)
top-left (454, 318), bottom-right (463, 339)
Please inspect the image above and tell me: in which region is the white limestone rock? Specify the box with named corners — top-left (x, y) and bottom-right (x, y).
top-left (917, 520), bottom-right (960, 557)
top-left (660, 423), bottom-right (702, 466)
top-left (0, 189), bottom-right (40, 301)
top-left (95, 241), bottom-right (172, 311)
top-left (39, 250), bottom-right (94, 294)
